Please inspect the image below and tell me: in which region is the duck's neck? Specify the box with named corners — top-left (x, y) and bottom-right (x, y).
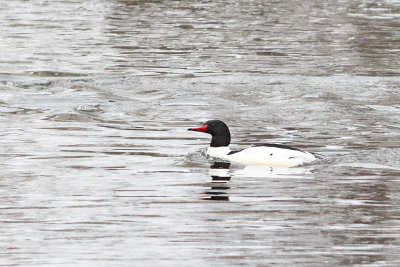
top-left (210, 134), bottom-right (231, 147)
top-left (207, 146), bottom-right (231, 160)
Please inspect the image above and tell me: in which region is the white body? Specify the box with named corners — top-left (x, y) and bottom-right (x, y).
top-left (207, 146), bottom-right (316, 167)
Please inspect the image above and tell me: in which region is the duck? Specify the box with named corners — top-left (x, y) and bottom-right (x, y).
top-left (188, 120), bottom-right (317, 167)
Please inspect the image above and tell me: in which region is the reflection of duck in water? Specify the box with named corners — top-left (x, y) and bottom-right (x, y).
top-left (189, 120), bottom-right (316, 167)
top-left (202, 162), bottom-right (231, 201)
top-left (233, 165), bottom-right (312, 178)
top-left (202, 162), bottom-right (310, 201)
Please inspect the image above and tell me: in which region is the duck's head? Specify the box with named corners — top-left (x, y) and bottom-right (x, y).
top-left (188, 120), bottom-right (231, 147)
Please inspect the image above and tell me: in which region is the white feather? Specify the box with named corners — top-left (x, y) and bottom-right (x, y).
top-left (207, 147), bottom-right (230, 160)
top-left (207, 146), bottom-right (316, 167)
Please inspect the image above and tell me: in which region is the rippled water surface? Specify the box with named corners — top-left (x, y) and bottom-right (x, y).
top-left (1, 0), bottom-right (400, 266)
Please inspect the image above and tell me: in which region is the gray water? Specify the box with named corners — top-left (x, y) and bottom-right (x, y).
top-left (1, 0), bottom-right (400, 266)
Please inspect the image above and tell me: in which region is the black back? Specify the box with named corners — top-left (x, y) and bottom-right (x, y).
top-left (256, 143), bottom-right (303, 152)
top-left (227, 143), bottom-right (304, 155)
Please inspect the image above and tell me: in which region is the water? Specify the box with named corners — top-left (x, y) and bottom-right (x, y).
top-left (0, 0), bottom-right (400, 266)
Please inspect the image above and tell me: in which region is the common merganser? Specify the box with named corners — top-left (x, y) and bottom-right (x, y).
top-left (188, 120), bottom-right (317, 167)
